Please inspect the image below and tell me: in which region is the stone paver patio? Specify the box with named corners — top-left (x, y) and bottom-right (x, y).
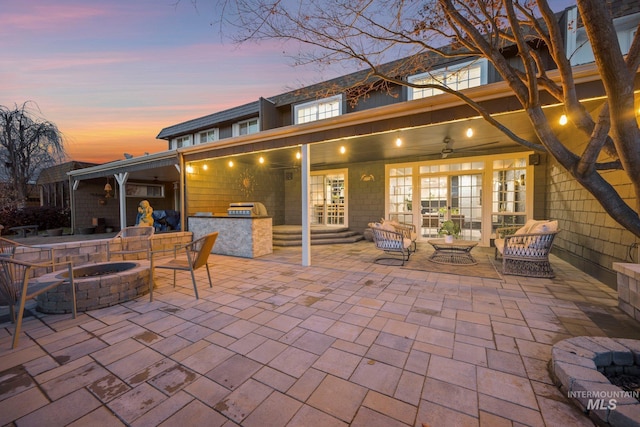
top-left (1, 241), bottom-right (639, 426)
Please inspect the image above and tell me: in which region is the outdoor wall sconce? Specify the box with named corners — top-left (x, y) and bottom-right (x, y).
top-left (104, 180), bottom-right (113, 198)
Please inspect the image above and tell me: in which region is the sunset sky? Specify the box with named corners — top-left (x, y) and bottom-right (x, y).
top-left (1, 0), bottom-right (333, 163)
top-left (1, 0), bottom-right (576, 164)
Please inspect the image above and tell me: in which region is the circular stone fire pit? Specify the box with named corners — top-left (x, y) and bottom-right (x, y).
top-left (550, 336), bottom-right (640, 426)
top-left (36, 261), bottom-right (150, 313)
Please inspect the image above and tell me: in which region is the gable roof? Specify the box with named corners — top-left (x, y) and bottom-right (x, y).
top-left (156, 101), bottom-right (260, 140)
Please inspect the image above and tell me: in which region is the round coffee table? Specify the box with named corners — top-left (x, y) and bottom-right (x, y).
top-left (427, 239), bottom-right (478, 265)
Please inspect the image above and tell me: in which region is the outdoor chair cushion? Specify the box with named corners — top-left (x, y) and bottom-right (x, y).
top-left (494, 220), bottom-right (560, 278)
top-left (368, 222), bottom-right (412, 249)
top-left (369, 224), bottom-right (412, 265)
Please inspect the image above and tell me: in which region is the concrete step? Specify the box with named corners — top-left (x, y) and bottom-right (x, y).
top-left (272, 227), bottom-right (364, 246)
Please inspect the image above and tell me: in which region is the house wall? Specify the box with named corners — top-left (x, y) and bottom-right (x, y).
top-left (219, 125), bottom-right (233, 139)
top-left (277, 105), bottom-right (293, 128)
top-left (531, 153), bottom-right (549, 220)
top-left (282, 161), bottom-right (386, 233)
top-left (347, 161), bottom-right (386, 233)
top-left (349, 86), bottom-right (404, 112)
top-left (283, 168), bottom-right (301, 224)
top-left (73, 181), bottom-right (120, 230)
top-left (185, 158), bottom-right (286, 224)
top-left (545, 135), bottom-right (639, 288)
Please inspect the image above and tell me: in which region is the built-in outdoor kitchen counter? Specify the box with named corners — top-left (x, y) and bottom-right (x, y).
top-left (188, 203), bottom-right (272, 258)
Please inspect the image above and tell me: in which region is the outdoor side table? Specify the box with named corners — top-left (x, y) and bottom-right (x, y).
top-left (427, 239), bottom-right (478, 265)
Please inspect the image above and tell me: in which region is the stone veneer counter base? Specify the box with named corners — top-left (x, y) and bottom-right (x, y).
top-left (614, 263), bottom-right (640, 321)
top-left (188, 215), bottom-right (272, 258)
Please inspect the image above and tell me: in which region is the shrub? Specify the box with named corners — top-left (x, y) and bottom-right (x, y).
top-left (0, 206), bottom-right (70, 234)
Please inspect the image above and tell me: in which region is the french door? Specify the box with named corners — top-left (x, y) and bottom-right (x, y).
top-left (420, 173), bottom-right (482, 240)
top-left (309, 169), bottom-right (347, 226)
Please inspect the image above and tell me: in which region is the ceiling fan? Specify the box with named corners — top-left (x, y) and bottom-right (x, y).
top-left (441, 136), bottom-right (503, 158)
top-left (441, 136), bottom-right (454, 158)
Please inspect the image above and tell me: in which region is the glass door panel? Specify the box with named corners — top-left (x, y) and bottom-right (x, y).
top-left (419, 173), bottom-right (482, 241)
top-left (388, 167), bottom-right (413, 224)
top-left (491, 158), bottom-right (527, 231)
top-left (310, 171), bottom-right (346, 226)
top-left (420, 176), bottom-right (448, 237)
top-left (452, 174), bottom-right (482, 241)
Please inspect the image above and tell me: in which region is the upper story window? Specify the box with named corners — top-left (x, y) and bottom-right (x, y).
top-left (125, 182), bottom-right (165, 198)
top-left (569, 7), bottom-right (640, 66)
top-left (198, 129), bottom-right (218, 144)
top-left (408, 60), bottom-right (487, 100)
top-left (172, 135), bottom-right (191, 150)
top-left (294, 95), bottom-right (342, 124)
top-left (233, 118), bottom-right (259, 136)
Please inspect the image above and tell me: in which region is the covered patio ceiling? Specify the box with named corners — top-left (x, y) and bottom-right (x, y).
top-left (75, 95), bottom-right (607, 182)
top-left (201, 98), bottom-right (604, 171)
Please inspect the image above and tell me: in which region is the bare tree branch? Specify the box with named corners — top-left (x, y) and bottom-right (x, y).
top-left (0, 102), bottom-right (66, 208)
top-left (199, 0), bottom-right (640, 236)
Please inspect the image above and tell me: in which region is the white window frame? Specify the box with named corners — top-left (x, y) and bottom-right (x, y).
top-left (198, 129), bottom-right (218, 144)
top-left (125, 182), bottom-right (165, 198)
top-left (294, 95), bottom-right (343, 124)
top-left (232, 118), bottom-right (260, 136)
top-left (384, 151), bottom-right (534, 247)
top-left (173, 135), bottom-right (192, 149)
top-left (408, 59), bottom-right (487, 100)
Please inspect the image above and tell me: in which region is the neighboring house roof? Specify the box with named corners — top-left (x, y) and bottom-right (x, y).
top-left (37, 161), bottom-right (98, 185)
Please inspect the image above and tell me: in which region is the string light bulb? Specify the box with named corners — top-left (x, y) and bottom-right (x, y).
top-left (395, 137), bottom-right (402, 147)
top-left (559, 114), bottom-right (568, 126)
top-left (340, 146), bottom-right (346, 154)
top-left (466, 127), bottom-right (474, 138)
top-left (259, 156), bottom-right (264, 164)
top-left (228, 160), bottom-right (234, 167)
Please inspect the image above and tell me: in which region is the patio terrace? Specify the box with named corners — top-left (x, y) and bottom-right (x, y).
top-left (1, 240), bottom-right (639, 426)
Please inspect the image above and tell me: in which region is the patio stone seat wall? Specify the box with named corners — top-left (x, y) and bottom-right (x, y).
top-left (13, 232), bottom-right (193, 267)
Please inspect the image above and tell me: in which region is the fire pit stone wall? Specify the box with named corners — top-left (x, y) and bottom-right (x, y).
top-left (37, 261), bottom-right (150, 313)
top-left (550, 336), bottom-right (640, 426)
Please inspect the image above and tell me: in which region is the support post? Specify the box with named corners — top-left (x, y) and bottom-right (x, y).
top-left (115, 172), bottom-right (129, 231)
top-left (301, 145), bottom-right (311, 266)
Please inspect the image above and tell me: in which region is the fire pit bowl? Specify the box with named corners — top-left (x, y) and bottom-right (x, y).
top-left (36, 261), bottom-right (150, 313)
